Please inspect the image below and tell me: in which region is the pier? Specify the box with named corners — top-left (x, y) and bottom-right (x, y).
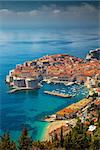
top-left (44, 90), bottom-right (72, 98)
top-left (7, 87), bottom-right (39, 93)
top-left (7, 88), bottom-right (18, 93)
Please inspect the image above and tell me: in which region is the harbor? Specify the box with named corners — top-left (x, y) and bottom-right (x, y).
top-left (3, 48), bottom-right (100, 142)
top-left (0, 0), bottom-right (99, 146)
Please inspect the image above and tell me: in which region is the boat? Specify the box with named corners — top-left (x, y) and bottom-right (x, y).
top-left (72, 93), bottom-right (76, 97)
top-left (61, 89), bottom-right (66, 92)
top-left (64, 82), bottom-right (74, 86)
top-left (47, 80), bottom-right (51, 84)
top-left (38, 83), bottom-right (43, 87)
top-left (56, 89), bottom-right (60, 91)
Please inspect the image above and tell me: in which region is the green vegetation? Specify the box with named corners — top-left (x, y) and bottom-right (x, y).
top-left (18, 128), bottom-right (32, 150)
top-left (0, 102), bottom-right (100, 150)
top-left (0, 119), bottom-right (99, 150)
top-left (0, 133), bottom-right (16, 150)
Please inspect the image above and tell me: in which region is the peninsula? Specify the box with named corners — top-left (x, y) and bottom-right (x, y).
top-left (6, 48), bottom-right (100, 93)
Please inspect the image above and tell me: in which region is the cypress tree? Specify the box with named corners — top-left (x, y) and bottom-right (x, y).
top-left (60, 126), bottom-right (64, 148)
top-left (18, 128), bottom-right (32, 150)
top-left (52, 130), bottom-right (59, 148)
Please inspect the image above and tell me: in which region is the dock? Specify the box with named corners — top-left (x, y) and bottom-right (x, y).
top-left (7, 87), bottom-right (39, 93)
top-left (7, 88), bottom-right (18, 93)
top-left (44, 90), bottom-right (72, 98)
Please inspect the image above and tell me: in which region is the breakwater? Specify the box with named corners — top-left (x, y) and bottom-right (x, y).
top-left (44, 90), bottom-right (73, 98)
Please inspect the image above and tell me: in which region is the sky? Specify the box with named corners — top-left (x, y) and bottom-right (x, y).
top-left (0, 1), bottom-right (99, 29)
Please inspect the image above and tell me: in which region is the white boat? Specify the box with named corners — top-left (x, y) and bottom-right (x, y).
top-left (65, 82), bottom-right (74, 86)
top-left (47, 80), bottom-right (51, 84)
top-left (61, 89), bottom-right (66, 92)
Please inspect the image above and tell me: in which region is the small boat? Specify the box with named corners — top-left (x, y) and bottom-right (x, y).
top-left (56, 89), bottom-right (60, 91)
top-left (72, 93), bottom-right (76, 97)
top-left (47, 80), bottom-right (51, 84)
top-left (38, 83), bottom-right (43, 87)
top-left (65, 82), bottom-right (74, 86)
top-left (61, 89), bottom-right (66, 92)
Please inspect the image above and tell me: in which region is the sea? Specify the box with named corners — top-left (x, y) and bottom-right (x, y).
top-left (0, 27), bottom-right (99, 141)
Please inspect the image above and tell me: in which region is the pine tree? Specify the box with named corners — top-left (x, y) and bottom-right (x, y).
top-left (0, 133), bottom-right (16, 150)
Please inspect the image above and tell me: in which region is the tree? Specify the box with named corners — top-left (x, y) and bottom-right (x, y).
top-left (18, 128), bottom-right (32, 150)
top-left (92, 128), bottom-right (100, 150)
top-left (60, 126), bottom-right (64, 148)
top-left (64, 131), bottom-right (72, 150)
top-left (51, 130), bottom-right (59, 148)
top-left (64, 120), bottom-right (92, 150)
top-left (0, 133), bottom-right (16, 150)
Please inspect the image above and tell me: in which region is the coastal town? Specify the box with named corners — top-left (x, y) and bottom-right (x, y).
top-left (0, 0), bottom-right (99, 149)
top-left (5, 48), bottom-right (100, 143)
top-left (6, 48), bottom-right (100, 91)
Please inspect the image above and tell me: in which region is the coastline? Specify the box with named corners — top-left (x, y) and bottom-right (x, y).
top-left (44, 121), bottom-right (67, 141)
top-left (4, 49), bottom-right (100, 141)
top-left (37, 121), bottom-right (50, 141)
top-left (42, 96), bottom-right (93, 141)
top-left (43, 119), bottom-right (77, 141)
top-left (40, 122), bottom-right (50, 141)
top-left (40, 84), bottom-right (90, 141)
top-left (43, 119), bottom-right (76, 141)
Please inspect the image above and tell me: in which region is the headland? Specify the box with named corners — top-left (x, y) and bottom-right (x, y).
top-left (6, 48), bottom-right (100, 141)
top-left (6, 48), bottom-right (100, 93)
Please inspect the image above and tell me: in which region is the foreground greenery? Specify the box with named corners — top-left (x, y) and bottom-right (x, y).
top-left (0, 119), bottom-right (99, 150)
top-left (0, 102), bottom-right (100, 150)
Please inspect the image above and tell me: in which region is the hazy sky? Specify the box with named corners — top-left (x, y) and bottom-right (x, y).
top-left (0, 1), bottom-right (99, 29)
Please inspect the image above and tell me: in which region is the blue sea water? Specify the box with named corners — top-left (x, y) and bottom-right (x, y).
top-left (0, 27), bottom-right (99, 141)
